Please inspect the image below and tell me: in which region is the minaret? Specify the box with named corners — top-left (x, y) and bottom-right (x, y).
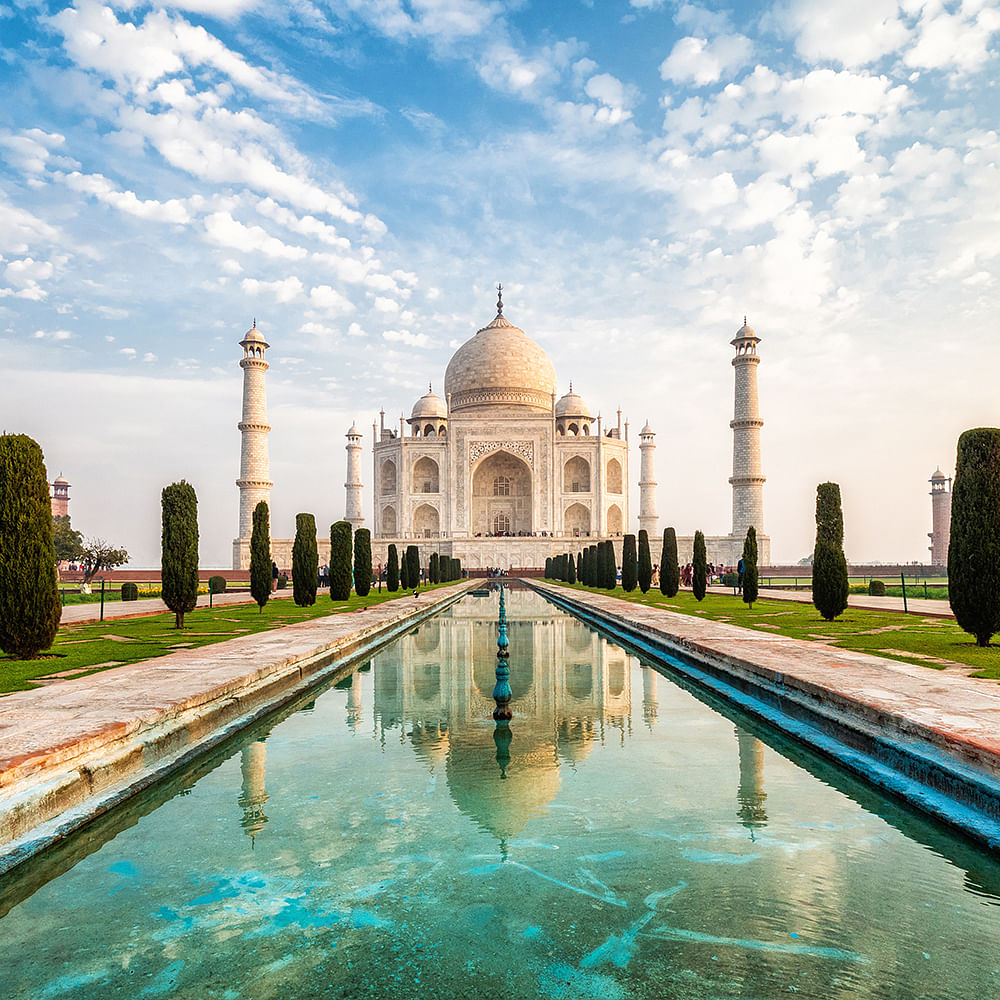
top-left (928, 468), bottom-right (952, 566)
top-left (238, 739), bottom-right (269, 843)
top-left (236, 320), bottom-right (273, 539)
top-left (729, 317), bottom-right (765, 542)
top-left (345, 422), bottom-right (364, 530)
top-left (638, 421), bottom-right (658, 538)
top-left (50, 474), bottom-right (70, 518)
top-left (736, 727), bottom-right (767, 832)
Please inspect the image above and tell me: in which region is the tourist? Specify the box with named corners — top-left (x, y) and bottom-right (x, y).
top-left (737, 557), bottom-right (745, 594)
top-left (271, 561), bottom-right (279, 592)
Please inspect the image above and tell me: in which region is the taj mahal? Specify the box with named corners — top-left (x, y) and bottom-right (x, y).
top-left (232, 288), bottom-right (770, 572)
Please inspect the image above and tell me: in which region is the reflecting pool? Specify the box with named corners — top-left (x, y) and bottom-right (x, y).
top-left (2, 585), bottom-right (1000, 999)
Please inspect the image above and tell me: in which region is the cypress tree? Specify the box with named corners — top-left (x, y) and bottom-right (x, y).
top-left (330, 520), bottom-right (352, 601)
top-left (603, 540), bottom-right (616, 589)
top-left (742, 526), bottom-right (759, 609)
top-left (354, 528), bottom-right (372, 598)
top-left (949, 428), bottom-right (1000, 646)
top-left (579, 548), bottom-right (588, 585)
top-left (249, 500), bottom-right (270, 613)
top-left (386, 543), bottom-right (399, 592)
top-left (399, 544), bottom-right (410, 589)
top-left (588, 545), bottom-right (598, 586)
top-left (454, 557), bottom-right (462, 579)
top-left (430, 552), bottom-right (439, 584)
top-left (692, 530), bottom-right (707, 601)
top-left (622, 534), bottom-right (638, 592)
top-left (576, 550), bottom-right (583, 583)
top-left (567, 551), bottom-right (577, 584)
top-left (0, 434), bottom-right (61, 658)
top-left (162, 480), bottom-right (200, 627)
top-left (812, 483), bottom-right (849, 621)
top-left (637, 529), bottom-right (652, 594)
top-left (545, 556), bottom-right (552, 579)
top-left (406, 545), bottom-right (421, 589)
top-left (292, 512), bottom-right (318, 607)
top-left (660, 528), bottom-right (679, 597)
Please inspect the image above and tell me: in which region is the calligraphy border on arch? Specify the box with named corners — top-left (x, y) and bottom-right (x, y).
top-left (468, 440), bottom-right (534, 469)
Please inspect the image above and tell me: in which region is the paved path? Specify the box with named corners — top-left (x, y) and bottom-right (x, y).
top-left (706, 584), bottom-right (954, 619)
top-left (59, 588), bottom-right (297, 625)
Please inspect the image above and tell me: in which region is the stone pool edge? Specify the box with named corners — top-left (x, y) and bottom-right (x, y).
top-left (528, 580), bottom-right (1000, 850)
top-left (0, 582), bottom-right (476, 876)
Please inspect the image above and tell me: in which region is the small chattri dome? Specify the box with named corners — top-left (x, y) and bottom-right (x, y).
top-left (731, 315), bottom-right (759, 344)
top-left (555, 385), bottom-right (591, 419)
top-left (930, 467), bottom-right (946, 480)
top-left (240, 318), bottom-right (269, 348)
top-left (410, 385), bottom-right (448, 421)
top-left (640, 420), bottom-right (655, 436)
top-left (346, 422), bottom-right (361, 437)
top-left (53, 473), bottom-right (69, 485)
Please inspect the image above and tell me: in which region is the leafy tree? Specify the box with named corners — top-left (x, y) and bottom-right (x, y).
top-left (292, 513), bottom-right (318, 607)
top-left (406, 545), bottom-right (421, 589)
top-left (250, 501), bottom-right (271, 613)
top-left (949, 428), bottom-right (1000, 646)
top-left (162, 480), bottom-right (199, 627)
top-left (387, 544), bottom-right (399, 591)
top-left (567, 551), bottom-right (577, 584)
top-left (330, 521), bottom-right (352, 600)
top-left (79, 538), bottom-right (129, 586)
top-left (812, 483), bottom-right (849, 621)
top-left (742, 526), bottom-right (759, 609)
top-left (660, 528), bottom-right (679, 597)
top-left (692, 530), bottom-right (707, 601)
top-left (53, 515), bottom-right (83, 566)
top-left (0, 434), bottom-right (61, 659)
top-left (354, 528), bottom-right (372, 598)
top-left (622, 534), bottom-right (638, 592)
top-left (637, 529), bottom-right (652, 593)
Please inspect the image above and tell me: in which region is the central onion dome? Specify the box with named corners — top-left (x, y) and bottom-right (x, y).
top-left (444, 288), bottom-right (557, 413)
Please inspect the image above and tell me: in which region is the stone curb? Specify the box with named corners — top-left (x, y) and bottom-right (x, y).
top-left (0, 582), bottom-right (475, 875)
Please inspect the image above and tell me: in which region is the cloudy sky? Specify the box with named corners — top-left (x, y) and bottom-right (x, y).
top-left (2, 0), bottom-right (998, 568)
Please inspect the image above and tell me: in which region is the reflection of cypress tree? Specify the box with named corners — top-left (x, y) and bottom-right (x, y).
top-left (735, 728), bottom-right (768, 833)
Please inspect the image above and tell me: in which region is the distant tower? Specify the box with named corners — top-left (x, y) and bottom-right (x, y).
top-left (50, 474), bottom-right (70, 518)
top-left (345, 422), bottom-right (364, 531)
top-left (238, 739), bottom-right (269, 843)
top-left (729, 317), bottom-right (765, 542)
top-left (928, 468), bottom-right (952, 566)
top-left (638, 421), bottom-right (659, 538)
top-left (236, 320), bottom-right (273, 539)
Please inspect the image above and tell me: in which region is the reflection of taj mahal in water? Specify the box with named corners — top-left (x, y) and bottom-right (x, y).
top-left (236, 588), bottom-right (767, 845)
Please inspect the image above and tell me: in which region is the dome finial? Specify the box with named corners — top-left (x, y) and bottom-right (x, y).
top-left (253, 317), bottom-right (256, 328)
top-left (569, 380), bottom-right (573, 392)
top-left (496, 282), bottom-right (503, 315)
top-left (743, 315), bottom-right (747, 326)
top-left (428, 382), bottom-right (432, 393)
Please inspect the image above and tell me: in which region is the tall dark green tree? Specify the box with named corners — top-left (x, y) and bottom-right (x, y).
top-left (567, 551), bottom-right (577, 584)
top-left (354, 528), bottom-right (372, 598)
top-left (400, 547), bottom-right (410, 588)
top-left (637, 530), bottom-right (652, 594)
top-left (576, 550), bottom-right (583, 583)
top-left (588, 545), bottom-right (598, 586)
top-left (660, 528), bottom-right (679, 597)
top-left (291, 512), bottom-right (318, 607)
top-left (161, 481), bottom-right (200, 627)
top-left (603, 540), bottom-right (617, 589)
top-left (249, 500), bottom-right (270, 613)
top-left (622, 534), bottom-right (638, 592)
top-left (0, 434), bottom-right (61, 658)
top-left (949, 428), bottom-right (1000, 646)
top-left (742, 526), bottom-right (759, 609)
top-left (430, 552), bottom-right (440, 584)
top-left (692, 530), bottom-right (707, 601)
top-left (545, 556), bottom-right (553, 579)
top-left (386, 543), bottom-right (400, 592)
top-left (330, 520), bottom-right (353, 601)
top-left (812, 483), bottom-right (849, 621)
top-left (406, 545), bottom-right (421, 589)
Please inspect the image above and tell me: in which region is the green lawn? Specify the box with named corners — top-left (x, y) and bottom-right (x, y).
top-left (549, 581), bottom-right (1000, 681)
top-left (1, 582), bottom-right (457, 695)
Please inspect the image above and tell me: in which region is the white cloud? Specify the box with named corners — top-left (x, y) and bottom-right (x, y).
top-left (204, 211), bottom-right (308, 259)
top-left (780, 0), bottom-right (910, 68)
top-left (660, 34), bottom-right (752, 86)
top-left (62, 171), bottom-right (192, 223)
top-left (373, 296), bottom-right (400, 313)
top-left (32, 328), bottom-right (73, 340)
top-left (119, 347), bottom-right (137, 357)
top-left (584, 73), bottom-right (636, 124)
top-left (240, 275), bottom-right (305, 302)
top-left (383, 329), bottom-right (430, 347)
top-left (308, 284), bottom-right (356, 316)
top-left (904, 2), bottom-right (1000, 73)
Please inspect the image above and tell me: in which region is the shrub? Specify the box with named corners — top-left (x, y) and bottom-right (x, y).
top-left (949, 428), bottom-right (1000, 646)
top-left (692, 530), bottom-right (707, 601)
top-left (742, 526), bottom-right (759, 609)
top-left (250, 501), bottom-right (271, 613)
top-left (330, 521), bottom-right (352, 601)
top-left (812, 483), bottom-right (849, 621)
top-left (622, 534), bottom-right (638, 592)
top-left (277, 573), bottom-right (288, 590)
top-left (209, 575), bottom-right (227, 595)
top-left (121, 582), bottom-right (139, 602)
top-left (387, 544), bottom-right (399, 592)
top-left (637, 530), bottom-right (652, 593)
top-left (0, 435), bottom-right (62, 659)
top-left (722, 572), bottom-right (739, 588)
top-left (354, 528), bottom-right (372, 598)
top-left (292, 513), bottom-right (318, 607)
top-left (660, 528), bottom-right (679, 598)
top-left (869, 579), bottom-right (886, 597)
top-left (162, 480), bottom-right (200, 627)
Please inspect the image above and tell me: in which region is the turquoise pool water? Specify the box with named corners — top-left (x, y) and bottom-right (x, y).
top-left (2, 586), bottom-right (1000, 999)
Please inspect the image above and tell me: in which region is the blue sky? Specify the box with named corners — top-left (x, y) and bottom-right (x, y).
top-left (2, 0), bottom-right (998, 567)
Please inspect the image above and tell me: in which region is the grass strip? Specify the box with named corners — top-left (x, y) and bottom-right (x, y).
top-left (1, 583), bottom-right (456, 694)
top-left (549, 582), bottom-right (1000, 680)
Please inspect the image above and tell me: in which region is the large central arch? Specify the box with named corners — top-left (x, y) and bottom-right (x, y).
top-left (471, 451), bottom-right (533, 535)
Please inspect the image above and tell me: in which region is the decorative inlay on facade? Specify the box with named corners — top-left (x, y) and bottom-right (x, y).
top-left (451, 388), bottom-right (552, 411)
top-left (468, 440), bottom-right (534, 468)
